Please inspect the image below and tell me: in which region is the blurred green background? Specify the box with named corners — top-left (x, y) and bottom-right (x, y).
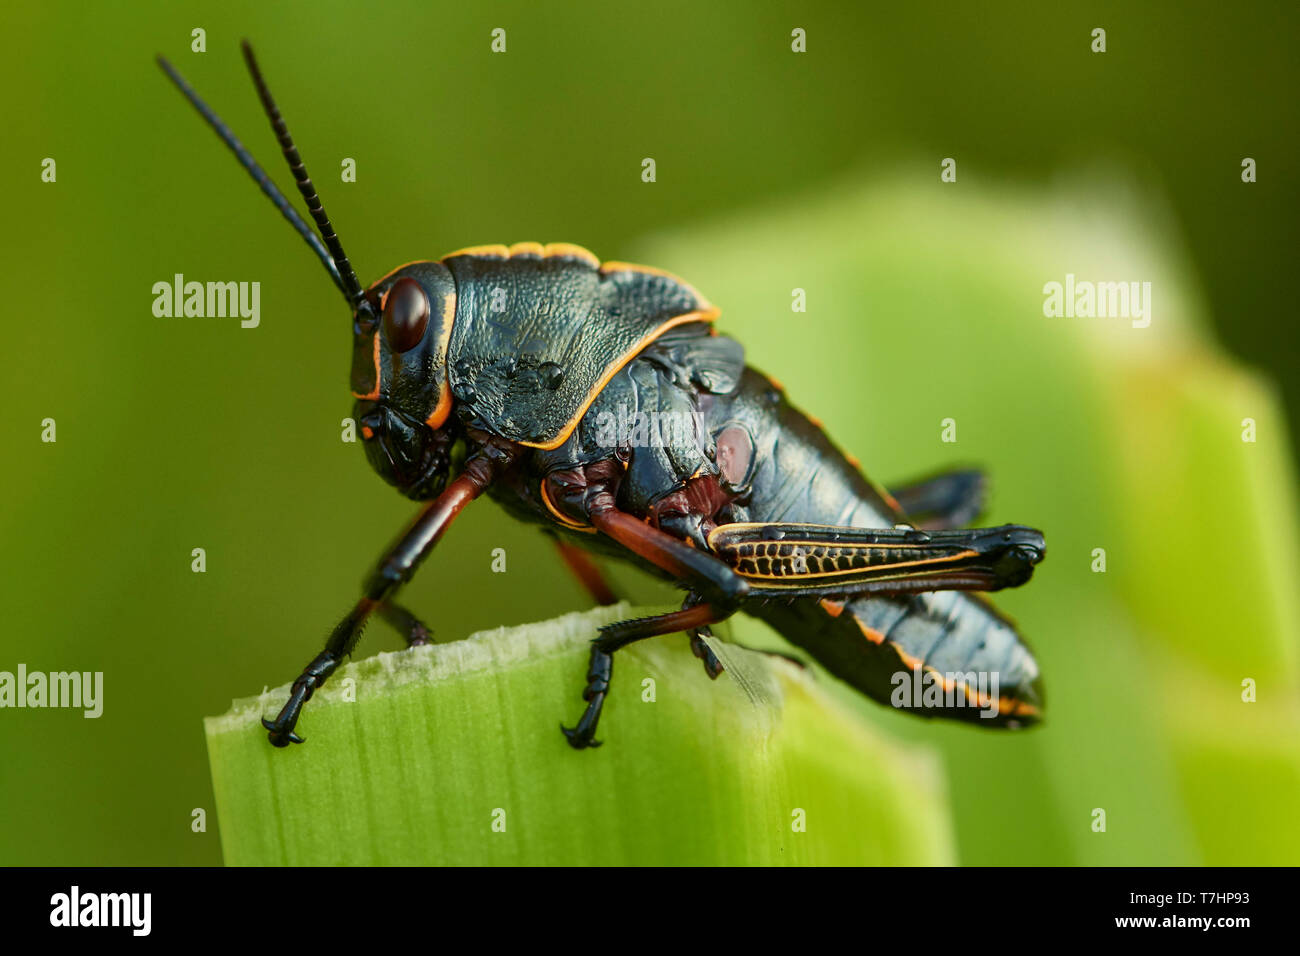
top-left (2, 0), bottom-right (1297, 865)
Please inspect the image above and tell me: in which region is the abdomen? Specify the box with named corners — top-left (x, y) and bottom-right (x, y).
top-left (718, 368), bottom-right (1044, 727)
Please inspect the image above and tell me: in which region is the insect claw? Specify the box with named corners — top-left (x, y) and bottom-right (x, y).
top-left (262, 716), bottom-right (304, 747)
top-left (689, 630), bottom-right (725, 679)
top-left (560, 723), bottom-right (602, 750)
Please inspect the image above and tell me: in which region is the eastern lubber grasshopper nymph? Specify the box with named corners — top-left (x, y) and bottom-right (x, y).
top-left (159, 44), bottom-right (1047, 749)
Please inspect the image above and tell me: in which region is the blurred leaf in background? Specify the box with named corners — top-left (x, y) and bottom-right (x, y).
top-left (635, 170), bottom-right (1300, 865)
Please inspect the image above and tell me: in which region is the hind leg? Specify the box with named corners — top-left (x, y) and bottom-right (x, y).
top-left (889, 469), bottom-right (986, 529)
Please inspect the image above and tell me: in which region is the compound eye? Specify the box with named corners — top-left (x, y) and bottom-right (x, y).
top-left (382, 277), bottom-right (430, 353)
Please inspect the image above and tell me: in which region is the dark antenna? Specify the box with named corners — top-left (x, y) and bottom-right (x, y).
top-left (156, 44), bottom-right (364, 310)
top-left (239, 41), bottom-right (365, 305)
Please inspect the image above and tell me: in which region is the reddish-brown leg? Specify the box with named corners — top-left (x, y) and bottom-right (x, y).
top-left (553, 538), bottom-right (618, 606)
top-left (562, 601), bottom-right (729, 749)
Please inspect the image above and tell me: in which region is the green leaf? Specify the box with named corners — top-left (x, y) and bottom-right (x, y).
top-left (206, 604), bottom-right (953, 865)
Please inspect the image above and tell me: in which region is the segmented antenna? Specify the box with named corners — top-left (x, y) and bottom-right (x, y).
top-left (155, 46), bottom-right (361, 308)
top-left (239, 40), bottom-right (364, 305)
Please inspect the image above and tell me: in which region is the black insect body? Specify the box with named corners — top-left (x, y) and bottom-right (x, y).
top-left (160, 45), bottom-right (1047, 750)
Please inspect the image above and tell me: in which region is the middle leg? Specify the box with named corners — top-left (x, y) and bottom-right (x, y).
top-left (559, 467), bottom-right (753, 748)
top-left (562, 600), bottom-right (729, 749)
